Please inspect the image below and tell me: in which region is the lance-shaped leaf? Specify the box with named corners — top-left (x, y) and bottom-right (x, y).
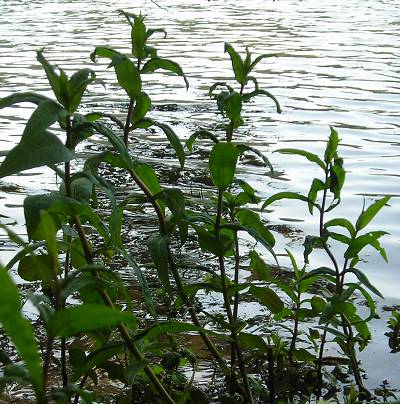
top-left (0, 92), bottom-right (54, 109)
top-left (249, 285), bottom-right (284, 314)
top-left (0, 101), bottom-right (73, 179)
top-left (236, 144), bottom-right (273, 172)
top-left (276, 148), bottom-right (326, 170)
top-left (242, 89), bottom-right (282, 114)
top-left (111, 54), bottom-right (142, 98)
top-left (344, 231), bottom-right (388, 262)
top-left (344, 268), bottom-right (383, 298)
top-left (151, 121), bottom-right (185, 169)
top-left (131, 14), bottom-right (147, 59)
top-left (0, 266), bottom-right (44, 400)
top-left (249, 52), bottom-right (282, 72)
top-left (262, 192), bottom-right (317, 211)
top-left (147, 235), bottom-right (172, 296)
top-left (209, 142), bottom-right (239, 190)
top-left (186, 129), bottom-right (219, 152)
top-left (224, 43), bottom-right (245, 85)
top-left (324, 126), bottom-right (339, 164)
top-left (141, 57), bottom-right (189, 90)
top-left (36, 49), bottom-right (66, 107)
top-left (325, 218), bottom-right (356, 238)
top-left (68, 68), bottom-right (96, 112)
top-left (355, 196), bottom-right (390, 232)
top-left (48, 304), bottom-right (134, 337)
top-left (131, 91), bottom-right (151, 123)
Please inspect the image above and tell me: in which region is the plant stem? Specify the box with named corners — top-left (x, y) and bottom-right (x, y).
top-left (124, 98), bottom-right (135, 146)
top-left (126, 167), bottom-right (229, 373)
top-left (267, 346), bottom-right (276, 404)
top-left (316, 328), bottom-right (327, 400)
top-left (318, 170), bottom-right (370, 398)
top-left (42, 336), bottom-right (54, 397)
top-left (215, 191), bottom-right (254, 403)
top-left (65, 116), bottom-right (175, 404)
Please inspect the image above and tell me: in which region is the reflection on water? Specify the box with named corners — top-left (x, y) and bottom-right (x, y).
top-left (0, 0), bottom-right (399, 391)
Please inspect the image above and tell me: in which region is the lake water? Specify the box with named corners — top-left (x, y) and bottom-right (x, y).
top-left (0, 0), bottom-right (399, 394)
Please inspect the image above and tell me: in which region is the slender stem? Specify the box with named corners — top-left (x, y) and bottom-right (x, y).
top-left (318, 170), bottom-right (369, 398)
top-left (316, 328), bottom-right (327, 400)
top-left (123, 98), bottom-right (135, 147)
top-left (215, 191), bottom-right (254, 403)
top-left (267, 346), bottom-right (276, 404)
top-left (42, 337), bottom-right (54, 396)
top-left (126, 167), bottom-right (229, 373)
top-left (65, 116), bottom-right (175, 404)
top-left (288, 301), bottom-right (300, 362)
top-left (73, 372), bottom-right (89, 404)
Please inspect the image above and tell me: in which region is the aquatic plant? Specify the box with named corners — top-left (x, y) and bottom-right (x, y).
top-left (0, 9), bottom-right (393, 404)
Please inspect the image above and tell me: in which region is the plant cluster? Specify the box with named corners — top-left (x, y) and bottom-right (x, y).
top-left (0, 11), bottom-right (393, 404)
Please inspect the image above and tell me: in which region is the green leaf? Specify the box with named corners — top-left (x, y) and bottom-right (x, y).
top-left (192, 225), bottom-right (233, 256)
top-left (276, 148), bottom-right (326, 170)
top-left (325, 218), bottom-right (356, 238)
top-left (249, 285), bottom-right (284, 314)
top-left (262, 192), bottom-right (317, 211)
top-left (344, 268), bottom-right (383, 298)
top-left (36, 49), bottom-right (64, 106)
top-left (236, 144), bottom-right (273, 173)
top-left (90, 46), bottom-right (122, 63)
top-left (223, 91), bottom-right (242, 128)
top-left (324, 126), bottom-right (339, 164)
top-left (125, 359), bottom-right (149, 384)
top-left (238, 333), bottom-right (268, 352)
top-left (24, 193), bottom-right (63, 240)
top-left (344, 231), bottom-right (388, 262)
top-left (186, 129), bottom-right (219, 152)
top-left (242, 89), bottom-right (282, 114)
top-left (136, 321), bottom-right (207, 340)
top-left (209, 142), bottom-right (239, 190)
top-left (112, 55), bottom-right (142, 98)
top-left (133, 162), bottom-right (162, 196)
top-left (236, 208), bottom-right (275, 247)
top-left (131, 92), bottom-right (151, 122)
top-left (141, 58), bottom-right (189, 90)
top-left (355, 196), bottom-right (390, 232)
top-left (224, 43), bottom-right (245, 85)
top-left (292, 348), bottom-right (316, 362)
top-left (152, 121), bottom-right (185, 169)
top-left (0, 92), bottom-right (54, 109)
top-left (131, 14), bottom-right (147, 59)
top-left (303, 235), bottom-right (323, 264)
top-left (68, 68), bottom-right (96, 112)
top-left (18, 254), bottom-right (54, 284)
top-left (74, 342), bottom-right (124, 380)
top-left (147, 235), bottom-right (172, 296)
top-left (307, 178), bottom-right (326, 214)
top-left (118, 248), bottom-right (157, 319)
top-left (0, 266), bottom-right (43, 399)
top-left (48, 304), bottom-right (134, 337)
top-left (329, 157), bottom-right (345, 200)
top-left (249, 52), bottom-right (282, 72)
top-left (0, 101), bottom-right (73, 179)
top-left (146, 28), bottom-right (167, 40)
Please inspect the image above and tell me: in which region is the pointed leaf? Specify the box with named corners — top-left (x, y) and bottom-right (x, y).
top-left (0, 267), bottom-right (43, 399)
top-left (209, 142), bottom-right (239, 190)
top-left (141, 58), bottom-right (189, 90)
top-left (277, 148), bottom-right (326, 170)
top-left (48, 304), bottom-right (134, 337)
top-left (355, 196), bottom-right (390, 232)
top-left (249, 285), bottom-right (284, 314)
top-left (224, 43), bottom-right (245, 85)
top-left (147, 235), bottom-right (172, 296)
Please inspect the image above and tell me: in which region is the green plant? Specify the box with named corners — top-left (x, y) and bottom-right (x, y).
top-left (263, 127), bottom-right (390, 400)
top-left (0, 9), bottom-right (395, 404)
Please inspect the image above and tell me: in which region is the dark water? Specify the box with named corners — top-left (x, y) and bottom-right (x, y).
top-left (0, 0), bottom-right (400, 394)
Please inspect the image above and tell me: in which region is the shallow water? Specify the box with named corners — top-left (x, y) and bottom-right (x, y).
top-left (0, 0), bottom-right (400, 395)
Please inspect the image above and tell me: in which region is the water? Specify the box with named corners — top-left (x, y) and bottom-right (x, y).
top-left (0, 0), bottom-right (399, 394)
